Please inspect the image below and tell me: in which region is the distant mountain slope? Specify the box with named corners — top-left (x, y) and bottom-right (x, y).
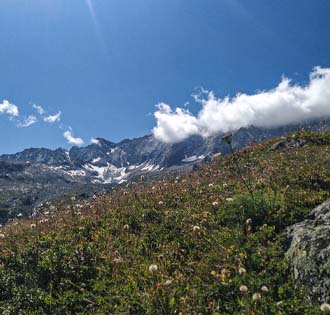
top-left (0, 118), bottom-right (330, 218)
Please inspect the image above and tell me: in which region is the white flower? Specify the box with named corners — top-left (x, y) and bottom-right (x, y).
top-left (226, 197), bottom-right (233, 202)
top-left (0, 233), bottom-right (5, 239)
top-left (30, 223), bottom-right (36, 229)
top-left (239, 285), bottom-right (248, 293)
top-left (149, 264), bottom-right (158, 273)
top-left (158, 201), bottom-right (164, 205)
top-left (261, 285), bottom-right (269, 293)
top-left (246, 218), bottom-right (252, 225)
top-left (164, 279), bottom-right (172, 286)
top-left (123, 224), bottom-right (129, 230)
top-left (238, 267), bottom-right (246, 275)
top-left (252, 292), bottom-right (261, 301)
top-left (212, 201), bottom-right (219, 206)
top-left (321, 303), bottom-right (330, 312)
top-left (193, 225), bottom-right (201, 232)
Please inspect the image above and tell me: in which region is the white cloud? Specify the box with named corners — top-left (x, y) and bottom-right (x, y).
top-left (64, 130), bottom-right (84, 146)
top-left (153, 67), bottom-right (330, 143)
top-left (44, 111), bottom-right (61, 123)
top-left (18, 115), bottom-right (37, 127)
top-left (0, 100), bottom-right (19, 117)
top-left (153, 103), bottom-right (199, 143)
top-left (91, 138), bottom-right (100, 145)
top-left (32, 104), bottom-right (45, 115)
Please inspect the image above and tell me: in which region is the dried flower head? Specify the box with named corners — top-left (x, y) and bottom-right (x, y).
top-left (193, 225), bottom-right (201, 232)
top-left (149, 264), bottom-right (158, 273)
top-left (239, 285), bottom-right (248, 293)
top-left (222, 133), bottom-right (233, 144)
top-left (30, 223), bottom-right (36, 229)
top-left (252, 292), bottom-right (261, 301)
top-left (238, 267), bottom-right (247, 275)
top-left (321, 303), bottom-right (330, 313)
top-left (261, 285), bottom-right (269, 293)
top-left (246, 218), bottom-right (252, 225)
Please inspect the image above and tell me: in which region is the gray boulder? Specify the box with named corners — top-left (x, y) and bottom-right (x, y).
top-left (286, 199), bottom-right (330, 302)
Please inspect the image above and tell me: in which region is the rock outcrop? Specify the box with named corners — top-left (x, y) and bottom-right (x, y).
top-left (286, 199), bottom-right (330, 302)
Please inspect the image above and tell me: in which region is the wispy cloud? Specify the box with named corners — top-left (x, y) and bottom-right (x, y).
top-left (153, 67), bottom-right (330, 143)
top-left (32, 104), bottom-right (45, 115)
top-left (0, 100), bottom-right (19, 117)
top-left (43, 111), bottom-right (62, 123)
top-left (64, 130), bottom-right (84, 146)
top-left (18, 115), bottom-right (37, 128)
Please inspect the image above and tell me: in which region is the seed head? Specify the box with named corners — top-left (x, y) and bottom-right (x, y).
top-left (321, 303), bottom-right (330, 313)
top-left (261, 285), bottom-right (269, 293)
top-left (222, 133), bottom-right (233, 144)
top-left (238, 267), bottom-right (246, 275)
top-left (246, 218), bottom-right (252, 225)
top-left (252, 292), bottom-right (261, 301)
top-left (149, 264), bottom-right (158, 273)
top-left (239, 285), bottom-right (248, 293)
top-left (193, 225), bottom-right (201, 232)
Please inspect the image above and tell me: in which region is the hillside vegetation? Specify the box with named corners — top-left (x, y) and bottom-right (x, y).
top-left (0, 131), bottom-right (330, 314)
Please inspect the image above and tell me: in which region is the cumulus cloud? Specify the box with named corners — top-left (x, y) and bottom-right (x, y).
top-left (63, 130), bottom-right (84, 146)
top-left (18, 115), bottom-right (37, 127)
top-left (153, 67), bottom-right (330, 143)
top-left (32, 104), bottom-right (45, 115)
top-left (91, 138), bottom-right (100, 145)
top-left (44, 111), bottom-right (61, 123)
top-left (0, 100), bottom-right (19, 117)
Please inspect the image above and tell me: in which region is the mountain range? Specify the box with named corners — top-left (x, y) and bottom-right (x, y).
top-left (1, 118), bottom-right (330, 219)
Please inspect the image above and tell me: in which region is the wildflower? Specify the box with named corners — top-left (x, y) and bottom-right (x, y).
top-left (149, 264), bottom-right (158, 273)
top-left (261, 285), bottom-right (269, 293)
top-left (208, 183), bottom-right (214, 187)
top-left (221, 268), bottom-right (230, 278)
top-left (222, 133), bottom-right (233, 144)
top-left (30, 223), bottom-right (36, 229)
top-left (193, 225), bottom-right (201, 232)
top-left (252, 292), bottom-right (261, 301)
top-left (0, 233), bottom-right (5, 239)
top-left (238, 267), bottom-right (246, 275)
top-left (158, 201), bottom-right (164, 205)
top-left (321, 303), bottom-right (330, 313)
top-left (239, 285), bottom-right (248, 293)
top-left (226, 197), bottom-right (233, 202)
top-left (92, 194), bottom-right (97, 200)
top-left (212, 201), bottom-right (219, 206)
top-left (123, 224), bottom-right (129, 230)
top-left (246, 218), bottom-right (252, 225)
top-left (71, 196), bottom-right (76, 201)
top-left (164, 279), bottom-right (172, 286)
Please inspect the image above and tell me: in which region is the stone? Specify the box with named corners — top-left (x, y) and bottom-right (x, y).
top-left (286, 199), bottom-right (330, 302)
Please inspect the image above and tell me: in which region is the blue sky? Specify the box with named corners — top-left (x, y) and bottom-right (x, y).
top-left (0, 0), bottom-right (330, 153)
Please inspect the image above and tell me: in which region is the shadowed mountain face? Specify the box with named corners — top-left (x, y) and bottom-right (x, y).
top-left (1, 118), bottom-right (330, 218)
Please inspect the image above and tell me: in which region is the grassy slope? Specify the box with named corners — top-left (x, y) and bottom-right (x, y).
top-left (0, 131), bottom-right (330, 314)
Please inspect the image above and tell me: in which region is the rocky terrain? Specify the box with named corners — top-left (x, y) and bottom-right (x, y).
top-left (1, 118), bottom-right (330, 219)
top-left (286, 200), bottom-right (330, 303)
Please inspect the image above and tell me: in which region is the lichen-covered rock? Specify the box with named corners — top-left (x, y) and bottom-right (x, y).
top-left (286, 199), bottom-right (330, 302)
